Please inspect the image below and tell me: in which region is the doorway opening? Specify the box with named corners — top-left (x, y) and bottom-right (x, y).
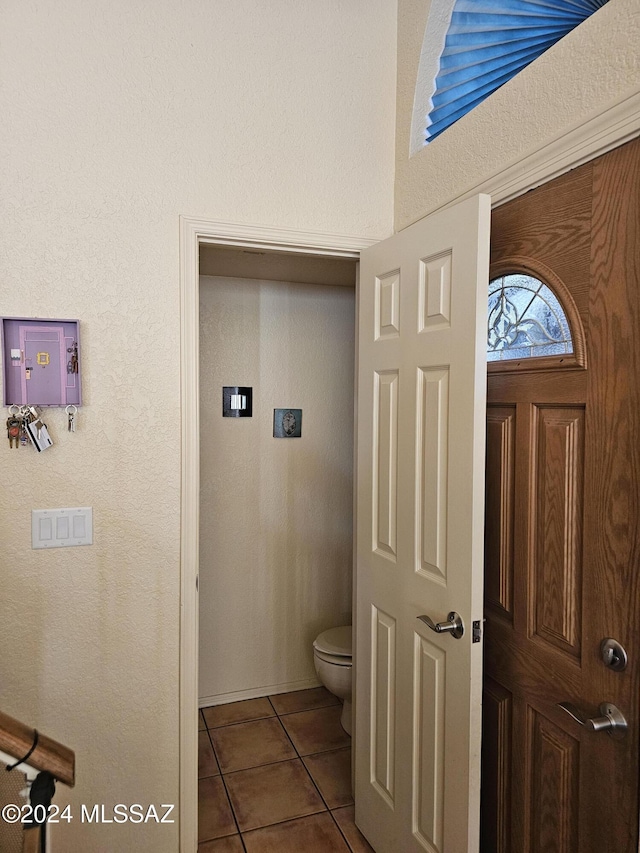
top-left (197, 244), bottom-right (360, 847)
top-left (197, 244), bottom-right (357, 709)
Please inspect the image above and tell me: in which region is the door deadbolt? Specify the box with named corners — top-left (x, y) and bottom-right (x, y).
top-left (600, 638), bottom-right (628, 672)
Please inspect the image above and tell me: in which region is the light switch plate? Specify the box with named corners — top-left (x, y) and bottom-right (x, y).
top-left (222, 386), bottom-right (253, 417)
top-left (32, 507), bottom-right (93, 549)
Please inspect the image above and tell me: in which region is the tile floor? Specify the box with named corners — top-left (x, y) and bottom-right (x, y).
top-left (198, 687), bottom-right (374, 852)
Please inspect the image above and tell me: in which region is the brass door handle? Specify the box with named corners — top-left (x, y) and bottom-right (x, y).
top-left (417, 612), bottom-right (464, 640)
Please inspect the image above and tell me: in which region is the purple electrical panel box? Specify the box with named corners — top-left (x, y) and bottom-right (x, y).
top-left (1, 317), bottom-right (82, 407)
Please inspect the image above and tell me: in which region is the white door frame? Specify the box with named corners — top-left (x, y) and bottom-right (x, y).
top-left (179, 218), bottom-right (377, 852)
top-left (178, 90), bottom-right (640, 852)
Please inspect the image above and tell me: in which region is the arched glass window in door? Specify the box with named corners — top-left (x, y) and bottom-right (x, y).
top-left (487, 273), bottom-right (573, 362)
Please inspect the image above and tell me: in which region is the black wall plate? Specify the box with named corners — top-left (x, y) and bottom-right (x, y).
top-left (223, 386), bottom-right (252, 417)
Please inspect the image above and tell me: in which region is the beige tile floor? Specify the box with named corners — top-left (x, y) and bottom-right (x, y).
top-left (198, 687), bottom-right (374, 852)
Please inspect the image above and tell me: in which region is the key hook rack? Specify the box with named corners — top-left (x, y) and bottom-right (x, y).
top-left (1, 317), bottom-right (82, 409)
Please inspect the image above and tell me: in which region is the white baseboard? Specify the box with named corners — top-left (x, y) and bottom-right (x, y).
top-left (199, 677), bottom-right (322, 708)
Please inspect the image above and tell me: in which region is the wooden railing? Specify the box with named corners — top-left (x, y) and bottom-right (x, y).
top-left (0, 710), bottom-right (75, 786)
top-left (1, 710), bottom-right (75, 853)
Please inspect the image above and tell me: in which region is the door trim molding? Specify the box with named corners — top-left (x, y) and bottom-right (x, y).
top-left (179, 217), bottom-right (370, 852)
top-left (429, 90), bottom-right (640, 220)
top-left (178, 90), bottom-right (640, 850)
top-left (185, 217), bottom-right (381, 256)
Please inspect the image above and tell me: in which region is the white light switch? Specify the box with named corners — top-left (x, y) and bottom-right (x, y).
top-left (39, 517), bottom-right (53, 541)
top-left (72, 515), bottom-right (86, 539)
top-left (32, 508), bottom-right (93, 549)
top-left (56, 516), bottom-right (69, 540)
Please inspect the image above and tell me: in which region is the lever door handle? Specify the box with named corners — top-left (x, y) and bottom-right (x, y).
top-left (417, 612), bottom-right (464, 640)
top-left (558, 701), bottom-right (628, 739)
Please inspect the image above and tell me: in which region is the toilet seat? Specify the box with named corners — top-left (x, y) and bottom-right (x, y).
top-left (313, 626), bottom-right (352, 662)
top-left (313, 647), bottom-right (352, 667)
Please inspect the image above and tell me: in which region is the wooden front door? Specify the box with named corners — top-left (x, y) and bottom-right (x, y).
top-left (481, 139), bottom-right (640, 852)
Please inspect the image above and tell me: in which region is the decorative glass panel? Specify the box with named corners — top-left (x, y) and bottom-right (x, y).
top-left (487, 274), bottom-right (573, 362)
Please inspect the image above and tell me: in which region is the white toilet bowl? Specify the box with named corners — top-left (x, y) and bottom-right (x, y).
top-left (313, 626), bottom-right (352, 735)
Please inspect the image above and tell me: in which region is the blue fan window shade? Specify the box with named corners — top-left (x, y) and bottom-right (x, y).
top-left (426, 0), bottom-right (610, 143)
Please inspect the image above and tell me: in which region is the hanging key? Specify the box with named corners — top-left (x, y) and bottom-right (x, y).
top-left (7, 414), bottom-right (22, 449)
top-left (19, 412), bottom-right (29, 446)
top-left (66, 405), bottom-right (77, 433)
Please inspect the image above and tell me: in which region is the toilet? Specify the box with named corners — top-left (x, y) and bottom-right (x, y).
top-left (313, 625), bottom-right (352, 735)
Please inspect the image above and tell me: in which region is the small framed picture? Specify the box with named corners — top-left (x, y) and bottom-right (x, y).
top-left (273, 408), bottom-right (302, 438)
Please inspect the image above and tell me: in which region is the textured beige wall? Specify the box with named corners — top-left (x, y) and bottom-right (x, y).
top-left (395, 0), bottom-right (640, 229)
top-left (0, 2), bottom-right (396, 849)
top-left (199, 276), bottom-right (354, 705)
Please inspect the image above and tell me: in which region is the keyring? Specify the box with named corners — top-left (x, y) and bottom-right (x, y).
top-left (65, 405), bottom-right (78, 433)
top-left (8, 404), bottom-right (20, 416)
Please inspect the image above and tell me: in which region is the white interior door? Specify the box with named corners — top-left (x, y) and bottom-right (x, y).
top-left (354, 194), bottom-right (491, 853)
